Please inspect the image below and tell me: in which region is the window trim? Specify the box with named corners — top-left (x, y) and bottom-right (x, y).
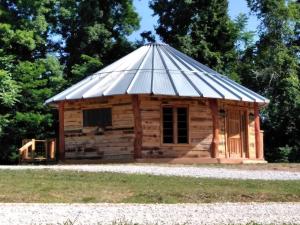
top-left (160, 104), bottom-right (190, 146)
top-left (82, 107), bottom-right (112, 127)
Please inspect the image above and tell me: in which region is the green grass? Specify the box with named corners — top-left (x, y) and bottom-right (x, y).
top-left (0, 169), bottom-right (299, 203)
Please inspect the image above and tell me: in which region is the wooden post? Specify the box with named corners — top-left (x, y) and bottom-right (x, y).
top-left (31, 139), bottom-right (35, 161)
top-left (58, 101), bottom-right (65, 161)
top-left (132, 95), bottom-right (142, 159)
top-left (49, 139), bottom-right (55, 160)
top-left (254, 103), bottom-right (262, 159)
top-left (245, 110), bottom-right (250, 158)
top-left (209, 99), bottom-right (219, 158)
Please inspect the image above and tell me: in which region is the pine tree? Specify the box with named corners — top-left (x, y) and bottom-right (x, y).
top-left (149, 0), bottom-right (240, 79)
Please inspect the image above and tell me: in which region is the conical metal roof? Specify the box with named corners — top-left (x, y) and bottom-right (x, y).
top-left (45, 43), bottom-right (269, 105)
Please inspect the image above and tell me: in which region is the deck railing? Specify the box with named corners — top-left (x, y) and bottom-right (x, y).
top-left (19, 139), bottom-right (56, 164)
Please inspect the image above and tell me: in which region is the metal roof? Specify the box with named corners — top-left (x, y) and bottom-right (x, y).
top-left (45, 43), bottom-right (269, 105)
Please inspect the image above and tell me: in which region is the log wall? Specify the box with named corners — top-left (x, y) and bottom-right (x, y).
top-left (63, 96), bottom-right (135, 160)
top-left (61, 95), bottom-right (260, 161)
top-left (139, 96), bottom-right (213, 158)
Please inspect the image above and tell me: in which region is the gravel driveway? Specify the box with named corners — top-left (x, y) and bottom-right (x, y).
top-left (1, 164), bottom-right (300, 180)
top-left (0, 203), bottom-right (299, 225)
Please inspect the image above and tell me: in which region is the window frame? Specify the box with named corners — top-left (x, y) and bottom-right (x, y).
top-left (160, 104), bottom-right (190, 146)
top-left (82, 107), bottom-right (112, 127)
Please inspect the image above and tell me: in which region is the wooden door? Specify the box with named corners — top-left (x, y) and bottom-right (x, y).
top-left (227, 110), bottom-right (242, 158)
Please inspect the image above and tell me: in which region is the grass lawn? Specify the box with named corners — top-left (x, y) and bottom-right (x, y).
top-left (0, 169), bottom-right (299, 203)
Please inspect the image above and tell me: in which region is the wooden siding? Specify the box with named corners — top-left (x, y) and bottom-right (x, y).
top-left (248, 108), bottom-right (256, 159)
top-left (139, 96), bottom-right (212, 158)
top-left (61, 95), bottom-right (261, 161)
top-left (63, 96), bottom-right (135, 160)
top-left (218, 112), bottom-right (227, 158)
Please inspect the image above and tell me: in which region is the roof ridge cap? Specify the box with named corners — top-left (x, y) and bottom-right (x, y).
top-left (144, 42), bottom-right (168, 46)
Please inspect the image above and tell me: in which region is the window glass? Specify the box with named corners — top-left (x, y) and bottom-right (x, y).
top-left (177, 107), bottom-right (188, 143)
top-left (162, 106), bottom-right (188, 144)
top-left (162, 107), bottom-right (174, 143)
top-left (83, 108), bottom-right (112, 127)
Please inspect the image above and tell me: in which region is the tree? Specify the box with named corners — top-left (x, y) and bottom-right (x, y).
top-left (0, 0), bottom-right (65, 163)
top-left (149, 0), bottom-right (241, 79)
top-left (241, 0), bottom-right (300, 162)
top-left (0, 0), bottom-right (140, 163)
top-left (55, 0), bottom-right (140, 83)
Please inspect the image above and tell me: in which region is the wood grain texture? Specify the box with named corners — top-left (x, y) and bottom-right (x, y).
top-left (254, 103), bottom-right (262, 159)
top-left (208, 99), bottom-right (219, 158)
top-left (132, 95), bottom-right (142, 158)
top-left (60, 95), bottom-right (263, 162)
top-left (140, 96), bottom-right (212, 158)
top-left (63, 96), bottom-right (135, 160)
top-left (59, 101), bottom-right (65, 160)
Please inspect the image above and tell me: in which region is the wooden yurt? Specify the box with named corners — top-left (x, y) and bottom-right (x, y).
top-left (45, 43), bottom-right (269, 163)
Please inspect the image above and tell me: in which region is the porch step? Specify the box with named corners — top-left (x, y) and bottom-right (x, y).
top-left (242, 159), bottom-right (268, 164)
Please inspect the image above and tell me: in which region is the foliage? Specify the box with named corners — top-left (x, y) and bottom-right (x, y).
top-left (240, 0), bottom-right (300, 162)
top-left (54, 0), bottom-right (140, 83)
top-left (149, 0), bottom-right (250, 80)
top-left (0, 0), bottom-right (65, 163)
top-left (0, 0), bottom-right (140, 163)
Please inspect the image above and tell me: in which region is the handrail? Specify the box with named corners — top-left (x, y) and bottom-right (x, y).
top-left (19, 141), bottom-right (33, 152)
top-left (19, 138), bottom-right (56, 163)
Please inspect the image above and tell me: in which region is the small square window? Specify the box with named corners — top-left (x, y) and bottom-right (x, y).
top-left (83, 108), bottom-right (112, 127)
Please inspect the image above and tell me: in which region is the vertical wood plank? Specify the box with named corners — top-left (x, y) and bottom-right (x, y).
top-left (245, 110), bottom-right (250, 158)
top-left (254, 103), bottom-right (262, 159)
top-left (209, 99), bottom-right (219, 158)
top-left (59, 101), bottom-right (65, 160)
top-left (132, 95), bottom-right (142, 158)
top-left (50, 139), bottom-right (55, 160)
top-left (31, 139), bottom-right (35, 161)
top-left (224, 111), bottom-right (228, 158)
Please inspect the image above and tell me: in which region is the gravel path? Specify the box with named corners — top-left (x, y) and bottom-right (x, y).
top-left (1, 165), bottom-right (300, 180)
top-left (0, 203), bottom-right (299, 225)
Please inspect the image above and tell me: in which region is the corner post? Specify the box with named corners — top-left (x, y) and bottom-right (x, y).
top-left (58, 101), bottom-right (65, 161)
top-left (132, 95), bottom-right (142, 159)
top-left (254, 103), bottom-right (262, 159)
top-left (209, 99), bottom-right (219, 158)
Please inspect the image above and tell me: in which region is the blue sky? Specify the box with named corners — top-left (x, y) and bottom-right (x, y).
top-left (128, 0), bottom-right (260, 42)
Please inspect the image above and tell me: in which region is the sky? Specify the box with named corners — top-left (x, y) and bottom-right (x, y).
top-left (128, 0), bottom-right (260, 42)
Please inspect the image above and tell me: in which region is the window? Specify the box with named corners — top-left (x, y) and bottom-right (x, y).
top-left (162, 106), bottom-right (188, 144)
top-left (83, 108), bottom-right (112, 127)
